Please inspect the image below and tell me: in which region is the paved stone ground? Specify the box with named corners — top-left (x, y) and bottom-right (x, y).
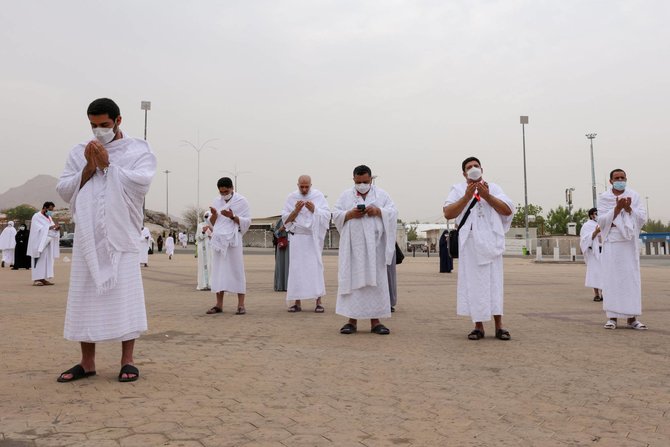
top-left (1, 250), bottom-right (669, 446)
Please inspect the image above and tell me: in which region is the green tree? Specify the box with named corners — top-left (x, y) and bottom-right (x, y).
top-left (545, 206), bottom-right (570, 235)
top-left (572, 208), bottom-right (589, 234)
top-left (406, 220), bottom-right (419, 241)
top-left (545, 206), bottom-right (589, 234)
top-left (512, 203), bottom-right (544, 228)
top-left (1, 204), bottom-right (37, 223)
top-left (643, 219), bottom-right (670, 232)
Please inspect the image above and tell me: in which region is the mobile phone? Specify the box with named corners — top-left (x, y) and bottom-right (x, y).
top-left (357, 204), bottom-right (366, 211)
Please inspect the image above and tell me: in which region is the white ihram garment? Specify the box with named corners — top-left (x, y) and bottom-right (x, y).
top-left (165, 237), bottom-right (175, 256)
top-left (281, 188), bottom-right (330, 301)
top-left (579, 219), bottom-right (602, 289)
top-left (445, 182), bottom-right (514, 323)
top-left (0, 222), bottom-right (17, 265)
top-left (209, 193), bottom-right (251, 294)
top-left (333, 186), bottom-right (397, 319)
top-left (597, 188), bottom-right (645, 319)
top-left (57, 134), bottom-right (156, 342)
top-left (196, 221), bottom-right (212, 290)
top-left (139, 227), bottom-right (152, 265)
top-left (27, 212), bottom-right (60, 281)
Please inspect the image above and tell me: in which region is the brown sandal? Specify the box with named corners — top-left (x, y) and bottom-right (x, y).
top-left (206, 306), bottom-right (222, 314)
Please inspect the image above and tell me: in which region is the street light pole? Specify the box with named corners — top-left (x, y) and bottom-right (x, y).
top-left (140, 101), bottom-right (151, 220)
top-left (164, 170), bottom-right (171, 220)
top-left (565, 188), bottom-right (575, 218)
top-left (223, 164), bottom-right (252, 191)
top-left (141, 101), bottom-right (151, 140)
top-left (181, 133), bottom-right (219, 210)
top-left (586, 133), bottom-right (597, 208)
top-left (520, 116), bottom-right (529, 254)
top-left (645, 196), bottom-right (650, 222)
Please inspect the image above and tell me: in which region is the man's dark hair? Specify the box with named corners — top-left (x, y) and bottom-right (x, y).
top-left (461, 157), bottom-right (481, 172)
top-left (588, 207), bottom-right (598, 218)
top-left (87, 98), bottom-right (121, 120)
top-left (42, 201), bottom-right (55, 209)
top-left (353, 165), bottom-right (372, 177)
top-left (609, 168), bottom-right (626, 180)
top-left (217, 177), bottom-right (234, 188)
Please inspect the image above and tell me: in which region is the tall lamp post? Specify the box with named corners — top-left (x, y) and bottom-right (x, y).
top-left (565, 187), bottom-right (575, 218)
top-left (181, 133), bottom-right (219, 210)
top-left (164, 170), bottom-right (171, 220)
top-left (140, 101), bottom-right (151, 219)
top-left (645, 196), bottom-right (650, 222)
top-left (141, 101), bottom-right (151, 140)
top-left (586, 133), bottom-right (597, 208)
top-left (223, 164), bottom-right (252, 191)
top-left (520, 116), bottom-right (530, 254)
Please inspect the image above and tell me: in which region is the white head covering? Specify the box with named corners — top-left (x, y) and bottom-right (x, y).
top-left (7, 221), bottom-right (14, 227)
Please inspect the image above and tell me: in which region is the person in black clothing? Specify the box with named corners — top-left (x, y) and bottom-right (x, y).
top-left (12, 224), bottom-right (31, 270)
top-left (438, 229), bottom-right (453, 273)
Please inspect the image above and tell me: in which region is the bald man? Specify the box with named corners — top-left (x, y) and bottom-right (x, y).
top-left (281, 175), bottom-right (331, 313)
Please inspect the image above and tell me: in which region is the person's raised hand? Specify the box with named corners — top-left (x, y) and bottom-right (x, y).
top-left (305, 201), bottom-right (315, 212)
top-left (477, 181), bottom-right (491, 200)
top-left (465, 182), bottom-right (478, 198)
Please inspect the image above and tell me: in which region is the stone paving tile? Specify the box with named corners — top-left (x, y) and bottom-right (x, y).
top-left (32, 432), bottom-right (88, 447)
top-left (118, 433), bottom-right (168, 446)
top-left (84, 427), bottom-right (132, 440)
top-left (1, 255), bottom-right (670, 446)
top-left (71, 441), bottom-right (120, 447)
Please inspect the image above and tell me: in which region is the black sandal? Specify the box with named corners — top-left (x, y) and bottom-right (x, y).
top-left (288, 305), bottom-right (302, 313)
top-left (206, 306), bottom-right (222, 314)
top-left (371, 324), bottom-right (390, 335)
top-left (57, 364), bottom-right (96, 383)
top-left (118, 364), bottom-right (139, 382)
top-left (314, 305), bottom-right (325, 313)
top-left (235, 307), bottom-right (246, 315)
top-left (340, 323), bottom-right (357, 334)
top-left (495, 329), bottom-right (511, 340)
top-left (468, 329), bottom-right (485, 340)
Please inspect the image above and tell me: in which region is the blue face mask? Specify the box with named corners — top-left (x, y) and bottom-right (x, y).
top-left (612, 181), bottom-right (626, 191)
top-left (45, 210), bottom-right (53, 217)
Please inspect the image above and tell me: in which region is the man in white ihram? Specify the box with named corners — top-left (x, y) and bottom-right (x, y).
top-left (333, 165), bottom-right (397, 335)
top-left (27, 202), bottom-right (61, 286)
top-left (281, 175), bottom-right (330, 313)
top-left (56, 98), bottom-right (156, 383)
top-left (206, 177), bottom-right (251, 315)
top-left (196, 211), bottom-right (213, 291)
top-left (179, 231), bottom-right (188, 248)
top-left (579, 208), bottom-right (602, 302)
top-left (443, 157), bottom-right (515, 341)
top-left (0, 221), bottom-right (17, 268)
top-left (598, 169), bottom-right (647, 330)
top-left (139, 226), bottom-right (152, 267)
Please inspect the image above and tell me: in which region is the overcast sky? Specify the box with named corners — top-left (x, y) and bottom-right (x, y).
top-left (2, 1), bottom-right (668, 223)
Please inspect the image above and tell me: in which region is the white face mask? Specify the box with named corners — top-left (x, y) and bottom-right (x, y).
top-left (355, 183), bottom-right (371, 194)
top-left (467, 167), bottom-right (482, 181)
top-left (92, 126), bottom-right (116, 144)
top-left (222, 193), bottom-right (233, 201)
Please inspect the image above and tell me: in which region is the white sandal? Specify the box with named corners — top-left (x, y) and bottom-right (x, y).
top-left (627, 320), bottom-right (648, 330)
top-left (604, 320), bottom-right (616, 329)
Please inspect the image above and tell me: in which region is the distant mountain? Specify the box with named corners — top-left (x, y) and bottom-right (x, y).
top-left (0, 175), bottom-right (68, 210)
